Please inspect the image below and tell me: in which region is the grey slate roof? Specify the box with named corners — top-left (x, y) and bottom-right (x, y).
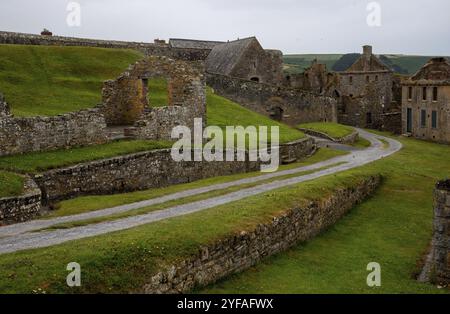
top-left (206, 37), bottom-right (257, 75)
top-left (169, 38), bottom-right (224, 49)
top-left (346, 54), bottom-right (391, 72)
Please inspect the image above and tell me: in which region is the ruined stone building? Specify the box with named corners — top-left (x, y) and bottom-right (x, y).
top-left (206, 37), bottom-right (284, 85)
top-left (337, 45), bottom-right (394, 129)
top-left (401, 57), bottom-right (450, 144)
top-left (284, 60), bottom-right (340, 97)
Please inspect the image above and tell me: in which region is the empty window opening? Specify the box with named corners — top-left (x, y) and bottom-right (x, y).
top-left (366, 75), bottom-right (370, 83)
top-left (433, 87), bottom-right (438, 101)
top-left (375, 75), bottom-right (379, 81)
top-left (349, 76), bottom-right (353, 85)
top-left (366, 112), bottom-right (372, 125)
top-left (250, 77), bottom-right (260, 82)
top-left (432, 110), bottom-right (438, 129)
top-left (421, 109), bottom-right (427, 127)
top-left (147, 77), bottom-right (169, 107)
top-left (408, 86), bottom-right (413, 100)
top-left (422, 87), bottom-right (427, 101)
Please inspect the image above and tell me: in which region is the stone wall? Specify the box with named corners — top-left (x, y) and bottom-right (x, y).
top-left (207, 73), bottom-right (337, 126)
top-left (0, 177), bottom-right (41, 225)
top-left (279, 137), bottom-right (316, 163)
top-left (0, 93), bottom-right (11, 118)
top-left (0, 31), bottom-right (210, 61)
top-left (34, 137), bottom-right (316, 203)
top-left (431, 180), bottom-right (450, 285)
top-left (0, 108), bottom-right (108, 157)
top-left (381, 112), bottom-right (402, 135)
top-left (100, 56), bottom-right (206, 140)
top-left (141, 174), bottom-right (381, 293)
top-left (299, 128), bottom-right (359, 145)
top-left (34, 149), bottom-right (261, 203)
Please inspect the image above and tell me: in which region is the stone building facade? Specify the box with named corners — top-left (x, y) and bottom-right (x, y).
top-left (337, 46), bottom-right (394, 129)
top-left (206, 37), bottom-right (284, 85)
top-left (401, 58), bottom-right (450, 144)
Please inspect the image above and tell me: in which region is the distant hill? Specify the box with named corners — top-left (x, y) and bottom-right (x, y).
top-left (283, 54), bottom-right (449, 75)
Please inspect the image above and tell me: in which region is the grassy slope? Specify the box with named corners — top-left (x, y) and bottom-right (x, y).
top-left (201, 135), bottom-right (450, 294)
top-left (0, 140), bottom-right (173, 174)
top-left (148, 78), bottom-right (169, 107)
top-left (0, 136), bottom-right (448, 294)
top-left (207, 89), bottom-right (304, 144)
top-left (298, 122), bottom-right (354, 139)
top-left (0, 44), bottom-right (143, 116)
top-left (0, 171), bottom-right (24, 198)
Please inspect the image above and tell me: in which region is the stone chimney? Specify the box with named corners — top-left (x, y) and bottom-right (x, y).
top-left (431, 180), bottom-right (450, 285)
top-left (363, 45), bottom-right (373, 59)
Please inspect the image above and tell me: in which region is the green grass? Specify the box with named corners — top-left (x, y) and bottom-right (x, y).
top-left (0, 136), bottom-right (448, 294)
top-left (148, 78), bottom-right (169, 107)
top-left (46, 148), bottom-right (347, 219)
top-left (200, 134), bottom-right (450, 294)
top-left (353, 137), bottom-right (372, 149)
top-left (298, 122), bottom-right (355, 139)
top-left (0, 140), bottom-right (173, 174)
top-left (0, 171), bottom-right (24, 198)
top-left (0, 45), bottom-right (143, 117)
top-left (207, 89), bottom-right (305, 144)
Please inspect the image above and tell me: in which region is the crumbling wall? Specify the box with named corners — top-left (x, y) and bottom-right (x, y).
top-left (0, 108), bottom-right (108, 157)
top-left (431, 180), bottom-right (450, 285)
top-left (207, 73), bottom-right (337, 126)
top-left (0, 177), bottom-right (41, 225)
top-left (100, 56), bottom-right (206, 140)
top-left (0, 93), bottom-right (11, 118)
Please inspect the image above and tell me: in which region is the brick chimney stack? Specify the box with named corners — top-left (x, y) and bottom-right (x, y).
top-left (363, 45), bottom-right (373, 58)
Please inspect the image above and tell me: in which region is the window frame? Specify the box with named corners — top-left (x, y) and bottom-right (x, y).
top-left (432, 110), bottom-right (438, 129)
top-left (420, 109), bottom-right (427, 128)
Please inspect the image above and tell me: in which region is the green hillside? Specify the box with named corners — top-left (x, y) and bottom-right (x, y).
top-left (283, 53), bottom-right (448, 75)
top-left (0, 44), bottom-right (143, 116)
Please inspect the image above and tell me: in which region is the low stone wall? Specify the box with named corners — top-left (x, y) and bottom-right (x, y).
top-left (279, 137), bottom-right (317, 163)
top-left (142, 174), bottom-right (381, 293)
top-left (0, 108), bottom-right (108, 156)
top-left (0, 177), bottom-right (41, 225)
top-left (431, 180), bottom-right (450, 285)
top-left (34, 136), bottom-right (316, 203)
top-left (34, 149), bottom-right (261, 203)
top-left (298, 128), bottom-right (359, 145)
top-left (207, 73), bottom-right (337, 126)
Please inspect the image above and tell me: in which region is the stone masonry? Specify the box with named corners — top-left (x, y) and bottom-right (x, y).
top-left (0, 108), bottom-right (108, 157)
top-left (142, 174), bottom-right (381, 293)
top-left (207, 73), bottom-right (337, 126)
top-left (431, 180), bottom-right (450, 285)
top-left (0, 177), bottom-right (41, 225)
top-left (100, 55), bottom-right (206, 141)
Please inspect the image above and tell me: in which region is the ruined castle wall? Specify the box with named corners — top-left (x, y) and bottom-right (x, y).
top-left (207, 73), bottom-right (337, 126)
top-left (0, 177), bottom-right (41, 225)
top-left (432, 180), bottom-right (450, 285)
top-left (142, 174), bottom-right (381, 293)
top-left (34, 149), bottom-right (262, 203)
top-left (0, 108), bottom-right (108, 157)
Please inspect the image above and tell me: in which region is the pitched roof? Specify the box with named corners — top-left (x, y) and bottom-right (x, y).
top-left (410, 57), bottom-right (450, 82)
top-left (205, 37), bottom-right (258, 75)
top-left (346, 54), bottom-right (391, 72)
top-left (168, 38), bottom-right (224, 49)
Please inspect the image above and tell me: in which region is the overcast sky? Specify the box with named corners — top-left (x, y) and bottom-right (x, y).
top-left (0, 0), bottom-right (448, 55)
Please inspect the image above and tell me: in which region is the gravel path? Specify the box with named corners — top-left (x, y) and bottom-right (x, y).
top-left (0, 130), bottom-right (402, 254)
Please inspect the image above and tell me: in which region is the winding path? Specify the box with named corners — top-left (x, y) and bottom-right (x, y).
top-left (0, 129), bottom-right (402, 254)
